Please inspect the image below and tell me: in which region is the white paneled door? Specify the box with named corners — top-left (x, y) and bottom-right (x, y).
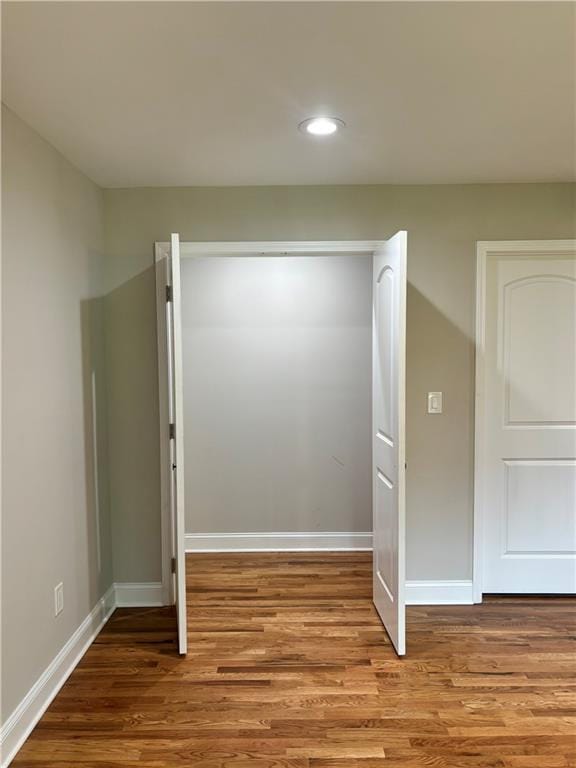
top-left (477, 241), bottom-right (576, 594)
top-left (157, 233), bottom-right (188, 654)
top-left (372, 231), bottom-right (407, 656)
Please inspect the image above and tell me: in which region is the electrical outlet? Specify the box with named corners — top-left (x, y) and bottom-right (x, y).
top-left (54, 582), bottom-right (64, 617)
top-left (427, 391), bottom-right (443, 414)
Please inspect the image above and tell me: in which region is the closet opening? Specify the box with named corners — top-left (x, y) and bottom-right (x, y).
top-left (155, 236), bottom-right (407, 656)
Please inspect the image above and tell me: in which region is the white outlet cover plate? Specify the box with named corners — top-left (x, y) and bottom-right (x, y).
top-left (428, 391), bottom-right (443, 414)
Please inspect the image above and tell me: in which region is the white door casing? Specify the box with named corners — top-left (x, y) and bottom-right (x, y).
top-left (372, 231), bottom-right (407, 656)
top-left (475, 241), bottom-right (576, 595)
top-left (169, 233), bottom-right (188, 654)
top-left (155, 233), bottom-right (188, 655)
top-left (155, 254), bottom-right (174, 606)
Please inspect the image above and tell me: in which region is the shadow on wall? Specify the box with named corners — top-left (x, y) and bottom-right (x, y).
top-left (104, 266), bottom-right (162, 585)
top-left (405, 282), bottom-right (475, 580)
top-left (80, 296), bottom-right (113, 604)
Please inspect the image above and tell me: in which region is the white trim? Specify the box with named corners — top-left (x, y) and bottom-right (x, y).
top-left (473, 239), bottom-right (576, 603)
top-left (473, 242), bottom-right (488, 604)
top-left (406, 580), bottom-right (474, 605)
top-left (169, 234), bottom-right (188, 656)
top-left (0, 585), bottom-right (115, 768)
top-left (476, 239), bottom-right (576, 255)
top-left (155, 240), bottom-right (385, 260)
top-left (185, 531), bottom-right (373, 552)
top-left (113, 582), bottom-right (165, 607)
top-left (154, 243), bottom-right (174, 607)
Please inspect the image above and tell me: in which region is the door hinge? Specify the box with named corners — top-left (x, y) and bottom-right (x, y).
top-left (166, 285), bottom-right (172, 302)
top-left (169, 422), bottom-right (175, 440)
top-left (171, 557), bottom-right (176, 574)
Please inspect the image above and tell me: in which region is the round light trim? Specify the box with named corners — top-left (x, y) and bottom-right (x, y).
top-left (299, 116), bottom-right (345, 136)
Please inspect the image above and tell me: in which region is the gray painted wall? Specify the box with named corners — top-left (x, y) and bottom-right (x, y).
top-left (104, 268), bottom-right (162, 583)
top-left (103, 183), bottom-right (575, 582)
top-left (181, 255), bottom-right (372, 535)
top-left (1, 108), bottom-right (112, 721)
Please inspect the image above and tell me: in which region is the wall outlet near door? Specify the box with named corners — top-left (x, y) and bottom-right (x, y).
top-left (427, 392), bottom-right (443, 414)
top-left (54, 582), bottom-right (64, 616)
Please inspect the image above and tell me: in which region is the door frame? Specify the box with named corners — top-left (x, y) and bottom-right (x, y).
top-left (473, 239), bottom-right (576, 603)
top-left (154, 239), bottom-right (386, 604)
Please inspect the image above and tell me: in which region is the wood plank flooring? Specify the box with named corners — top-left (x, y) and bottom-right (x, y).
top-left (12, 553), bottom-right (576, 767)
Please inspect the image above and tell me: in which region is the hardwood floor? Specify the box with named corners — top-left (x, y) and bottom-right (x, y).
top-left (12, 553), bottom-right (576, 767)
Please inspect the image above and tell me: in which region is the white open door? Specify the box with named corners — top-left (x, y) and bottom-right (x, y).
top-left (156, 233), bottom-right (187, 655)
top-left (372, 231), bottom-right (407, 656)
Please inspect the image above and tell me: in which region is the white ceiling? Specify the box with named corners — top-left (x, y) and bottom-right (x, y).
top-left (2, 2), bottom-right (575, 187)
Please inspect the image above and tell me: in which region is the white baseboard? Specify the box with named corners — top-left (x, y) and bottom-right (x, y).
top-left (0, 584), bottom-right (115, 768)
top-left (113, 582), bottom-right (164, 607)
top-left (406, 580), bottom-right (474, 605)
top-left (1, 581), bottom-right (166, 767)
top-left (185, 531), bottom-right (373, 552)
top-left (184, 537), bottom-right (472, 605)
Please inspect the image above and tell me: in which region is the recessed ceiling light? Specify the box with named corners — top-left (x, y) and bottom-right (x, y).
top-left (299, 117), bottom-right (345, 137)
